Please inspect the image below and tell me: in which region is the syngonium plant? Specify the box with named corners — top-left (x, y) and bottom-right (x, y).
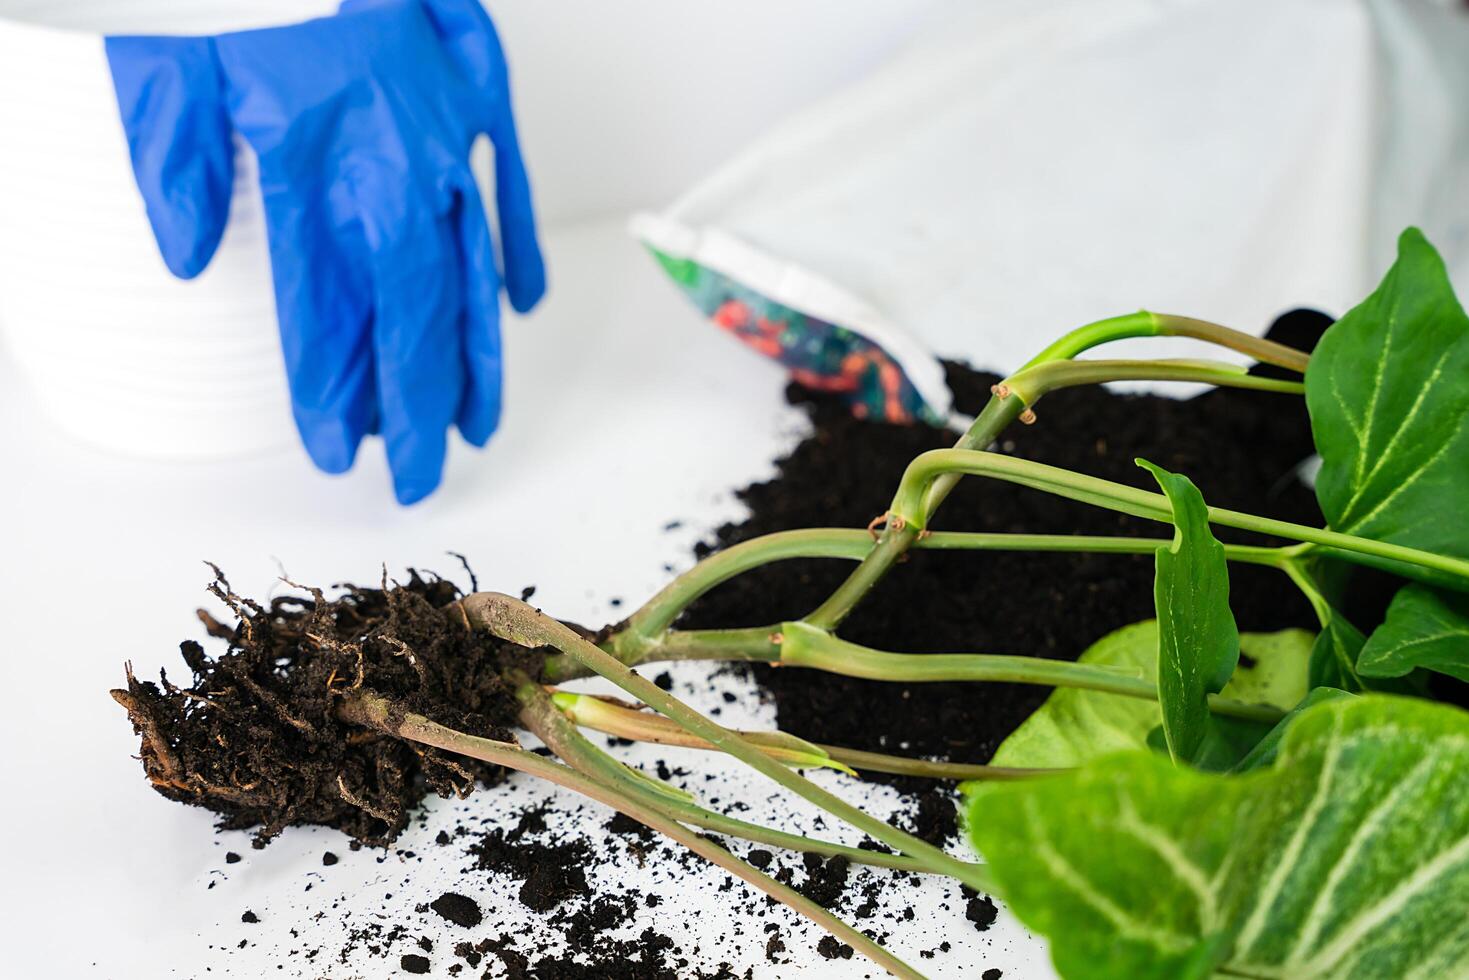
top-left (118, 228), bottom-right (1469, 978)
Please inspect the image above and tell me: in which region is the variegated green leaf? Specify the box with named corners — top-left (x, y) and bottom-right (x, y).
top-left (966, 696), bottom-right (1469, 979)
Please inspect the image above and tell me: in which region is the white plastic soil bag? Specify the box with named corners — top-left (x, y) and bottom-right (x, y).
top-left (632, 0), bottom-right (1469, 422)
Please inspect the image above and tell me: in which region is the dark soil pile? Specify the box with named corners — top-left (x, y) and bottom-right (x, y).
top-left (113, 570), bottom-right (539, 846)
top-left (679, 311), bottom-right (1339, 766)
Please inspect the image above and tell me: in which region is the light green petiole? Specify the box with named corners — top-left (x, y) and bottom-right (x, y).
top-left (464, 593), bottom-right (995, 894)
top-left (553, 689), bottom-right (1047, 781)
top-left (888, 449), bottom-right (1469, 588)
top-left (777, 622), bottom-right (1284, 725)
top-left (524, 685), bottom-right (980, 877)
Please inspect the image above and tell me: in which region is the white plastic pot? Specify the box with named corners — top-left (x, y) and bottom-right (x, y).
top-left (0, 1), bottom-right (335, 459)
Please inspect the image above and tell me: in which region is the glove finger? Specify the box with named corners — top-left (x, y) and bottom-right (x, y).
top-left (450, 171), bottom-right (504, 446)
top-left (359, 173), bottom-right (464, 505)
top-left (422, 0), bottom-right (545, 312)
top-left (487, 107), bottom-right (546, 314)
top-left (266, 185), bottom-right (378, 473)
top-left (104, 35), bottom-right (234, 280)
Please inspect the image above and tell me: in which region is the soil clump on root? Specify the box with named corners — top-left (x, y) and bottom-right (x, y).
top-left (113, 571), bottom-right (541, 846)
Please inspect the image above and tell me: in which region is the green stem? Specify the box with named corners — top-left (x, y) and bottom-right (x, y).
top-left (523, 685), bottom-right (970, 877)
top-left (554, 689), bottom-right (1047, 781)
top-left (1016, 311), bottom-right (1309, 375)
top-left (556, 533), bottom-right (1286, 683)
top-left (914, 531), bottom-right (1287, 566)
top-left (805, 313), bottom-right (1307, 631)
top-left (805, 394), bottom-right (1023, 631)
top-left (1002, 358), bottom-right (1305, 411)
top-left (605, 527), bottom-right (1288, 672)
top-left (617, 529), bottom-right (875, 647)
top-left (777, 622), bottom-right (1283, 724)
top-left (1151, 314), bottom-right (1311, 373)
top-left (552, 689), bottom-right (855, 774)
top-left (804, 526), bottom-right (923, 632)
top-left (461, 593), bottom-right (993, 893)
top-left (817, 744), bottom-right (1048, 782)
top-left (546, 626), bottom-right (780, 683)
top-left (1016, 311), bottom-right (1165, 369)
top-left (889, 449), bottom-right (1469, 586)
top-left (1280, 558), bottom-right (1333, 628)
top-left (337, 691), bottom-right (924, 980)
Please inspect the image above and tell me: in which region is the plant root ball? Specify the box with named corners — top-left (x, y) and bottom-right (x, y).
top-left (113, 570), bottom-right (543, 847)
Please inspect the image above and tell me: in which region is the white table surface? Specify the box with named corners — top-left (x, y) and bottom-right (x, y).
top-left (0, 219), bottom-right (1055, 979)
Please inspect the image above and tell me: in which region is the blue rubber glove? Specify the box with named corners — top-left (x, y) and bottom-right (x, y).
top-left (106, 0), bottom-right (545, 504)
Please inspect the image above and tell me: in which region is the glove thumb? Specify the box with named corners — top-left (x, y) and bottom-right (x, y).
top-left (105, 35), bottom-right (234, 280)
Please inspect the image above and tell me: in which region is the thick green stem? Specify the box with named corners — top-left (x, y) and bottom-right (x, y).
top-left (337, 690), bottom-right (923, 980)
top-left (888, 449), bottom-right (1469, 587)
top-left (461, 593), bottom-right (993, 893)
top-left (778, 622), bottom-right (1284, 724)
top-left (617, 529), bottom-right (875, 647)
top-left (523, 685), bottom-right (970, 877)
top-left (1016, 311), bottom-right (1308, 376)
top-left (1016, 311), bottom-right (1165, 369)
top-left (547, 626), bottom-right (780, 683)
top-left (1151, 313), bottom-right (1311, 373)
top-left (554, 689), bottom-right (1047, 781)
top-left (803, 526), bottom-right (923, 632)
top-left (1002, 358), bottom-right (1305, 411)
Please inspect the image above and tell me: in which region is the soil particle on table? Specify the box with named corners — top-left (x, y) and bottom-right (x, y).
top-left (817, 934), bottom-right (856, 960)
top-left (793, 853), bottom-right (851, 908)
top-left (964, 887), bottom-right (999, 932)
top-left (679, 310), bottom-right (1340, 768)
top-left (428, 891), bottom-right (483, 928)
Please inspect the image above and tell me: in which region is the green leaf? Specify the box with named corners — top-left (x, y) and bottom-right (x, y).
top-left (1359, 583), bottom-right (1469, 683)
top-left (1306, 227), bottom-right (1469, 561)
top-left (966, 696), bottom-right (1469, 980)
top-left (991, 622), bottom-right (1312, 768)
top-left (1138, 459), bottom-right (1239, 763)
